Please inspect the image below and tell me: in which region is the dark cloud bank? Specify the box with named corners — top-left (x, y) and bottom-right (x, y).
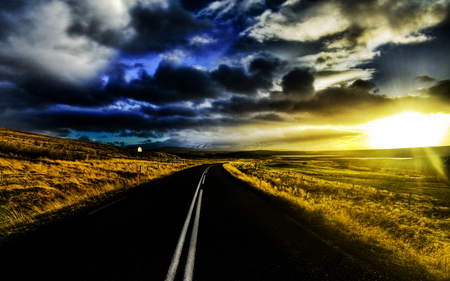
top-left (0, 0), bottom-right (450, 148)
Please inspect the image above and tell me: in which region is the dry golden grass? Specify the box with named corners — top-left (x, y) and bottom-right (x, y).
top-left (0, 126), bottom-right (206, 242)
top-left (224, 161), bottom-right (450, 281)
top-left (0, 157), bottom-right (202, 241)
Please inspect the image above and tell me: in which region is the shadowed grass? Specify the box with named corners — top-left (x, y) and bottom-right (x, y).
top-left (224, 161), bottom-right (450, 281)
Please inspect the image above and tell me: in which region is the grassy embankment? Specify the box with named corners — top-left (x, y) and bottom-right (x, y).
top-left (0, 127), bottom-right (202, 242)
top-left (224, 158), bottom-right (450, 281)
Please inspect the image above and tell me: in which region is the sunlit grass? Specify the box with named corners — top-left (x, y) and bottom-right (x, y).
top-left (224, 161), bottom-right (450, 281)
top-left (0, 157), bottom-right (202, 241)
top-left (0, 126), bottom-right (207, 242)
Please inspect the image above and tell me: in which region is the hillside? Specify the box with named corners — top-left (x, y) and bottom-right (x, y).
top-left (0, 127), bottom-right (195, 243)
top-left (155, 145), bottom-right (450, 160)
top-left (0, 127), bottom-right (178, 161)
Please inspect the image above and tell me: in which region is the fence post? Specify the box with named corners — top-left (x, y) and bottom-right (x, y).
top-left (137, 166), bottom-right (141, 185)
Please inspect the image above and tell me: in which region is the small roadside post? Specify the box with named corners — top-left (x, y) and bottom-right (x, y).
top-left (137, 165), bottom-right (141, 185)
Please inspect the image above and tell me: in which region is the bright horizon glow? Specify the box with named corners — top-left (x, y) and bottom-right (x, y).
top-left (367, 112), bottom-right (450, 149)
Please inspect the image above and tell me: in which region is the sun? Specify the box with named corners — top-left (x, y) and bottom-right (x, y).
top-left (367, 112), bottom-right (449, 149)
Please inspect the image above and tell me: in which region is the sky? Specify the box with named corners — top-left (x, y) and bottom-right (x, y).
top-left (1, 0), bottom-right (450, 151)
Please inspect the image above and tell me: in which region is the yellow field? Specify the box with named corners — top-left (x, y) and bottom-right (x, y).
top-left (0, 127), bottom-right (205, 242)
top-left (0, 157), bottom-right (201, 241)
top-left (224, 161), bottom-right (450, 281)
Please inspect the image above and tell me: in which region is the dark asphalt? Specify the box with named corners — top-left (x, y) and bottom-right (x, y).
top-left (0, 164), bottom-right (393, 280)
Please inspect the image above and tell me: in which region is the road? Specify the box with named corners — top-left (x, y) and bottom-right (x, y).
top-left (0, 164), bottom-right (393, 280)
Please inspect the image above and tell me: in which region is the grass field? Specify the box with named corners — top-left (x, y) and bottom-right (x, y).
top-left (0, 127), bottom-right (203, 243)
top-left (264, 157), bottom-right (450, 199)
top-left (224, 157), bottom-right (450, 281)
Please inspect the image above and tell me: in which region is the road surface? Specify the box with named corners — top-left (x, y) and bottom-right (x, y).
top-left (0, 164), bottom-right (393, 280)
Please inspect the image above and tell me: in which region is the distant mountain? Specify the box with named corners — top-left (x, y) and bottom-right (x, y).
top-left (153, 146), bottom-right (204, 154)
top-left (146, 145), bottom-right (450, 160)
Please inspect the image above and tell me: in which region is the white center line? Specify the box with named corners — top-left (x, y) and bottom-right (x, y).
top-left (184, 189), bottom-right (203, 281)
top-left (165, 167), bottom-right (208, 281)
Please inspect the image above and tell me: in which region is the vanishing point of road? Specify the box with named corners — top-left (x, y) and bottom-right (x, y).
top-left (0, 164), bottom-right (393, 280)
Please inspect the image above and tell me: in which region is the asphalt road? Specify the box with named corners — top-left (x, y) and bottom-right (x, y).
top-left (0, 164), bottom-right (393, 280)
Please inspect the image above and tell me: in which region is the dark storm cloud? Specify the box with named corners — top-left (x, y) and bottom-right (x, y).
top-left (297, 84), bottom-right (388, 116)
top-left (270, 67), bottom-right (315, 100)
top-left (279, 67), bottom-right (315, 98)
top-left (180, 0), bottom-right (216, 11)
top-left (0, 0), bottom-right (48, 40)
top-left (1, 50), bottom-right (287, 112)
top-left (211, 65), bottom-right (259, 95)
top-left (248, 54), bottom-right (287, 77)
top-left (65, 0), bottom-right (212, 54)
top-left (0, 69), bottom-right (116, 110)
top-left (124, 3), bottom-right (211, 53)
top-left (5, 106), bottom-right (244, 138)
top-left (142, 105), bottom-right (198, 118)
top-left (0, 85), bottom-right (40, 111)
top-left (211, 79), bottom-right (389, 116)
top-left (253, 113), bottom-right (285, 122)
top-left (211, 54), bottom-right (286, 96)
top-left (100, 61), bottom-right (221, 105)
top-left (426, 80), bottom-right (450, 100)
top-left (1, 0), bottom-right (449, 147)
top-left (210, 95), bottom-right (293, 115)
top-left (152, 62), bottom-right (219, 101)
top-left (155, 107), bottom-right (198, 118)
top-left (14, 110), bottom-right (187, 134)
top-left (349, 79), bottom-right (376, 91)
top-left (415, 75), bottom-right (437, 83)
top-left (116, 130), bottom-right (162, 139)
top-left (101, 55), bottom-right (286, 105)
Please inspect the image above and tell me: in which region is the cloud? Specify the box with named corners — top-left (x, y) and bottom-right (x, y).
top-left (426, 80), bottom-right (450, 100)
top-left (0, 1), bottom-right (118, 110)
top-left (415, 75), bottom-right (437, 83)
top-left (278, 67), bottom-right (315, 99)
top-left (243, 1), bottom-right (349, 42)
top-left (78, 135), bottom-right (91, 141)
top-left (209, 79), bottom-right (396, 122)
top-left (116, 130), bottom-right (161, 139)
top-left (349, 79), bottom-right (376, 91)
top-left (0, 1), bottom-right (115, 83)
top-left (313, 69), bottom-right (376, 89)
top-left (0, 0), bottom-right (449, 150)
top-left (210, 54), bottom-right (286, 95)
top-left (124, 2), bottom-right (212, 53)
top-left (243, 0), bottom-right (448, 75)
top-left (197, 0), bottom-right (265, 19)
top-left (253, 113), bottom-right (285, 122)
top-left (154, 106), bottom-right (199, 118)
top-left (101, 60), bottom-right (222, 105)
top-left (65, 0), bottom-right (212, 54)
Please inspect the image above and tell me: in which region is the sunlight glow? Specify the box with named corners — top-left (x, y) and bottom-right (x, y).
top-left (367, 112), bottom-right (450, 149)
